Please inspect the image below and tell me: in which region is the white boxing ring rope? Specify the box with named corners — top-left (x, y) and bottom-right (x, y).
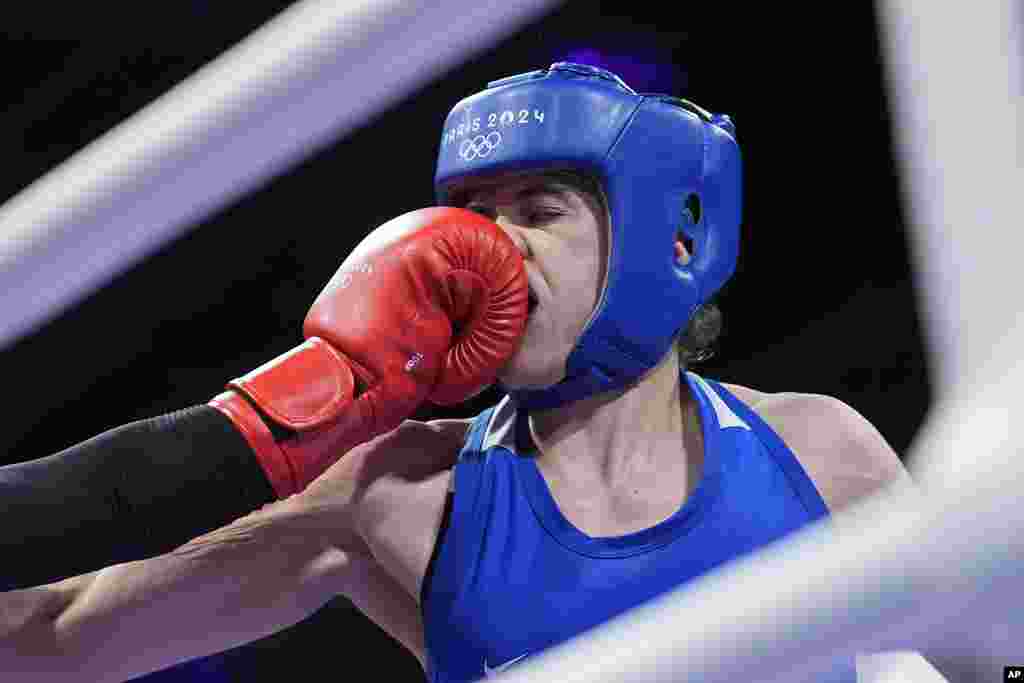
top-left (1, 0), bottom-right (1021, 682)
top-left (0, 0), bottom-right (559, 351)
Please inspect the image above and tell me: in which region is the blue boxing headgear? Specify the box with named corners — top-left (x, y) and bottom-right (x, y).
top-left (434, 63), bottom-right (742, 410)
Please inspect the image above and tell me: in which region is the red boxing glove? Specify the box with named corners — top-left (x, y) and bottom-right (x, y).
top-left (210, 207), bottom-right (528, 497)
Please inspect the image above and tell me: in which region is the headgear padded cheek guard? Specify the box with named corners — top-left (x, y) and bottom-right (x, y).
top-left (435, 63), bottom-right (742, 410)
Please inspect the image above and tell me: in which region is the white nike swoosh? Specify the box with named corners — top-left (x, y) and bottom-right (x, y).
top-left (483, 653), bottom-right (529, 677)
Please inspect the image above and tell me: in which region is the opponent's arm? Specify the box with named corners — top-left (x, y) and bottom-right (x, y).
top-left (0, 207), bottom-right (526, 592)
top-left (0, 406), bottom-right (276, 591)
top-left (2, 495), bottom-right (353, 683)
top-left (1, 417), bottom-right (470, 682)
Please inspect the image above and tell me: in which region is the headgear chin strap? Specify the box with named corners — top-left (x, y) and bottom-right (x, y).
top-left (434, 63), bottom-right (743, 411)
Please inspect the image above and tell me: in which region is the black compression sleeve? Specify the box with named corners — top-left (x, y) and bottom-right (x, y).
top-left (0, 405), bottom-right (276, 590)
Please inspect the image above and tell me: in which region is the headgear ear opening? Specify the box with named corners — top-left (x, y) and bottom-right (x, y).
top-left (684, 194), bottom-right (702, 225)
top-left (678, 194), bottom-right (701, 261)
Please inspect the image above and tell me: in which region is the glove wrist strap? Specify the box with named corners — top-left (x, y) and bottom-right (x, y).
top-left (209, 390), bottom-right (298, 498)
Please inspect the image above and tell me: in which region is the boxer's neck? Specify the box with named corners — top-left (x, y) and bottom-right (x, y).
top-left (526, 351), bottom-right (703, 500)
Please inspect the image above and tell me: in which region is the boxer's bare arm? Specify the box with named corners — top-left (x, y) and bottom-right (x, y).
top-left (0, 418), bottom-right (468, 681)
top-left (342, 549), bottom-right (430, 669)
top-left (1, 495), bottom-right (351, 683)
top-left (300, 419), bottom-right (470, 668)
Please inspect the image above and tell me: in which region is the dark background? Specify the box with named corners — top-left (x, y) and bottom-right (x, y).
top-left (0, 2), bottom-right (933, 681)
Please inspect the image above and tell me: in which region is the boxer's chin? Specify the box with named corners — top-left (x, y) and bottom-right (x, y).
top-left (496, 334), bottom-right (567, 392)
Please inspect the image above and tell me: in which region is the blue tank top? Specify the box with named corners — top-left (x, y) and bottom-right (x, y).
top-left (421, 372), bottom-right (855, 682)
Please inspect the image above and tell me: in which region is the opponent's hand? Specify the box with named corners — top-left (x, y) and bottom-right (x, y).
top-left (211, 207), bottom-right (528, 497)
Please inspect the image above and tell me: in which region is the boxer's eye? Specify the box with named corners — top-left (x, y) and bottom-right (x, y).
top-left (524, 207), bottom-right (563, 224)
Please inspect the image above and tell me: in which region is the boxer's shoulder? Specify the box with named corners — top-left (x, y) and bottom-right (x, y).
top-left (303, 418), bottom-right (468, 495)
top-left (297, 419), bottom-right (466, 600)
top-left (718, 382), bottom-right (911, 512)
top-left (718, 381), bottom-right (769, 408)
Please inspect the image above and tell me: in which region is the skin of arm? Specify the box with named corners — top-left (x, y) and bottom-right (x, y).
top-left (298, 418), bottom-right (470, 669)
top-left (2, 495), bottom-right (352, 682)
top-left (0, 418), bottom-right (469, 682)
top-left (342, 549), bottom-right (429, 669)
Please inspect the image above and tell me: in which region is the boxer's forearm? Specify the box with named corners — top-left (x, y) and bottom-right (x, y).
top-left (0, 577), bottom-right (86, 681)
top-left (1, 497), bottom-right (351, 683)
top-left (0, 405), bottom-right (276, 590)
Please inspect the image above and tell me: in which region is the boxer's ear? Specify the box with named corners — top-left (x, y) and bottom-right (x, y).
top-left (676, 194), bottom-right (700, 265)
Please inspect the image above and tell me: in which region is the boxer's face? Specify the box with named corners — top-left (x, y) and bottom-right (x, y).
top-left (453, 171), bottom-right (609, 390)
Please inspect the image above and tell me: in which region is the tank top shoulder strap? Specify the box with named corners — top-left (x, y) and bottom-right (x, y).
top-left (693, 375), bottom-right (830, 521)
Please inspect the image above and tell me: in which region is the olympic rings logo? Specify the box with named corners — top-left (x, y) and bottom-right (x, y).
top-left (458, 132), bottom-right (502, 161)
